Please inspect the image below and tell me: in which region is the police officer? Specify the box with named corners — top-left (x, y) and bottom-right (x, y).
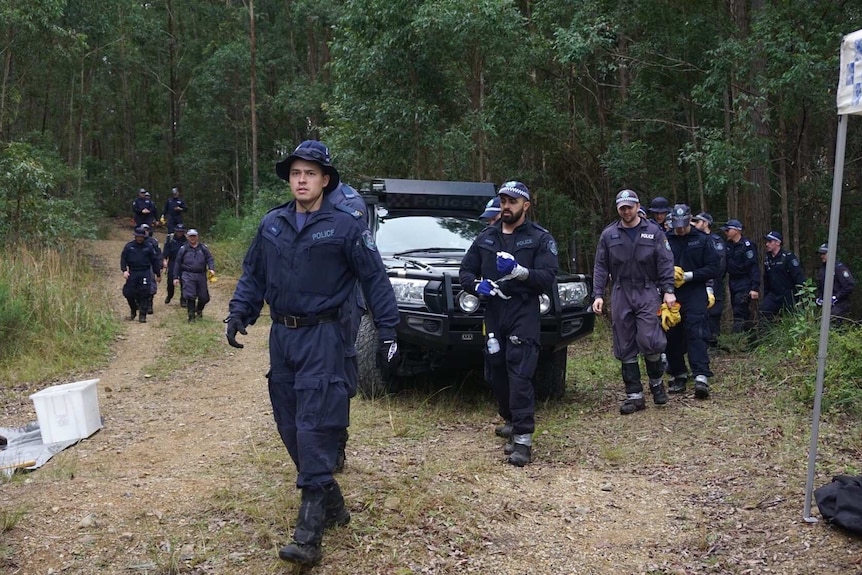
top-left (647, 196), bottom-right (672, 232)
top-left (722, 219), bottom-right (760, 333)
top-left (592, 189), bottom-right (676, 415)
top-left (132, 188), bottom-right (158, 227)
top-left (120, 226), bottom-right (162, 323)
top-left (162, 187), bottom-right (188, 233)
top-left (459, 181), bottom-right (559, 466)
top-left (691, 212), bottom-right (726, 346)
top-left (815, 243), bottom-right (855, 323)
top-left (140, 223), bottom-right (161, 315)
top-left (479, 196), bottom-right (501, 224)
top-left (224, 140), bottom-right (399, 566)
top-left (761, 231), bottom-right (805, 322)
top-left (162, 223), bottom-right (188, 304)
top-left (172, 229), bottom-right (215, 322)
top-left (326, 180), bottom-right (370, 474)
top-left (666, 205), bottom-right (721, 399)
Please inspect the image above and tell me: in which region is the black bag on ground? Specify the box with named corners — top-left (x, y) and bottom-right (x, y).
top-left (814, 474), bottom-right (862, 534)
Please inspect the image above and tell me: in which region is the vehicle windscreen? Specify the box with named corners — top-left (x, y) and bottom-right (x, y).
top-left (376, 215), bottom-right (486, 255)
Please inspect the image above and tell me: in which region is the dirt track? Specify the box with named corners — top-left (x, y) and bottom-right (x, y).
top-left (2, 224), bottom-right (862, 574)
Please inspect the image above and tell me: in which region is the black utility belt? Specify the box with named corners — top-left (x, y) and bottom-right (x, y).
top-left (272, 309), bottom-right (339, 328)
top-left (182, 268), bottom-right (205, 273)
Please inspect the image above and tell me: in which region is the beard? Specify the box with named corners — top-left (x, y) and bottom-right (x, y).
top-left (501, 205), bottom-right (525, 224)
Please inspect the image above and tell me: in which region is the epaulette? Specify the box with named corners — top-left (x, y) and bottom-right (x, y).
top-left (334, 203), bottom-right (363, 219)
top-left (532, 222), bottom-right (550, 233)
top-left (265, 200), bottom-right (292, 214)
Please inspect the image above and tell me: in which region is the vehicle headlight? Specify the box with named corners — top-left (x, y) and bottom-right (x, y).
top-left (389, 277), bottom-right (428, 305)
top-left (558, 281), bottom-right (590, 307)
top-left (457, 291), bottom-right (480, 313)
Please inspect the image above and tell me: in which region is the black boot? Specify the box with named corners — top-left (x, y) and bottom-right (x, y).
top-left (279, 488), bottom-right (326, 565)
top-left (128, 306), bottom-right (137, 321)
top-left (324, 481), bottom-right (351, 529)
top-left (508, 438), bottom-right (532, 467)
top-left (495, 421), bottom-right (513, 438)
top-left (196, 302), bottom-right (205, 319)
top-left (668, 374), bottom-right (688, 394)
top-left (139, 310), bottom-right (147, 323)
top-left (644, 355), bottom-right (668, 405)
top-left (694, 375), bottom-right (710, 399)
top-left (147, 296), bottom-right (154, 314)
top-left (187, 299), bottom-right (197, 323)
top-left (620, 362), bottom-right (645, 414)
top-left (334, 428), bottom-right (349, 474)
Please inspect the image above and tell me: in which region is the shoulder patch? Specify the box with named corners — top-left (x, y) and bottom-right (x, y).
top-left (744, 240), bottom-right (752, 247)
top-left (547, 240), bottom-right (558, 256)
top-left (361, 229), bottom-right (377, 251)
top-left (745, 250), bottom-right (754, 259)
top-left (791, 257), bottom-right (800, 267)
top-left (844, 270), bottom-right (851, 278)
top-left (714, 241), bottom-right (725, 251)
top-left (664, 239), bottom-right (671, 251)
top-left (335, 203), bottom-right (363, 219)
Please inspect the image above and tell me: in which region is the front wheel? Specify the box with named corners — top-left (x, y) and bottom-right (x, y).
top-left (533, 347), bottom-right (568, 401)
top-left (356, 315), bottom-right (391, 399)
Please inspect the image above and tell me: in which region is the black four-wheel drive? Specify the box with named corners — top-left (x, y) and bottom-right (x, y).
top-left (356, 178), bottom-right (594, 401)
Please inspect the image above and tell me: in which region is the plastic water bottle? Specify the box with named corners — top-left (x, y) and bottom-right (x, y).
top-left (487, 332), bottom-right (500, 354)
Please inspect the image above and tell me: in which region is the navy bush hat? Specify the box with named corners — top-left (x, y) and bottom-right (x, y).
top-left (133, 226), bottom-right (147, 237)
top-left (648, 196), bottom-right (671, 214)
top-left (818, 243), bottom-right (829, 254)
top-left (479, 197), bottom-right (501, 219)
top-left (275, 140), bottom-right (340, 193)
top-left (615, 189), bottom-right (639, 207)
top-left (497, 181), bottom-right (531, 201)
top-left (721, 219), bottom-right (743, 231)
top-left (691, 212), bottom-right (713, 225)
top-left (670, 204), bottom-right (692, 228)
top-left (173, 223), bottom-right (186, 232)
top-left (764, 231), bottom-right (783, 243)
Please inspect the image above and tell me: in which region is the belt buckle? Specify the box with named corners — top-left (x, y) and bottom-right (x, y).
top-left (284, 315), bottom-right (299, 328)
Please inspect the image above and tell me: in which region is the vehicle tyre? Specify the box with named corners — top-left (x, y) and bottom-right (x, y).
top-left (533, 346), bottom-right (568, 401)
top-left (356, 314), bottom-right (390, 399)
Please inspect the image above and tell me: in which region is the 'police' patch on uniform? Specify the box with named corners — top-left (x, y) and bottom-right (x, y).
top-left (361, 229), bottom-right (376, 251)
top-left (548, 240), bottom-right (558, 256)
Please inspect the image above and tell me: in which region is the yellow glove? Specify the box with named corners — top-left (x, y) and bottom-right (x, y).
top-left (159, 215), bottom-right (166, 226)
top-left (674, 266), bottom-right (685, 288)
top-left (657, 302), bottom-right (682, 331)
top-left (207, 269), bottom-right (217, 283)
top-left (706, 287), bottom-right (715, 309)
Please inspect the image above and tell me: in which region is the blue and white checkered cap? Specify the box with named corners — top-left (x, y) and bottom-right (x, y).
top-left (497, 181), bottom-right (531, 201)
top-left (479, 197), bottom-right (501, 219)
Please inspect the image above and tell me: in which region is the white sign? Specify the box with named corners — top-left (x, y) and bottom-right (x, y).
top-left (837, 29), bottom-right (862, 115)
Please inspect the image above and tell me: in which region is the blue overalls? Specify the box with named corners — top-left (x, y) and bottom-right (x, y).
top-left (725, 237), bottom-right (760, 332)
top-left (459, 220), bottom-right (558, 437)
top-left (228, 197), bottom-right (398, 489)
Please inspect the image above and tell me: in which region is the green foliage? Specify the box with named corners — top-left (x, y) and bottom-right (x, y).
top-left (755, 281), bottom-right (862, 416)
top-left (0, 246), bottom-right (118, 385)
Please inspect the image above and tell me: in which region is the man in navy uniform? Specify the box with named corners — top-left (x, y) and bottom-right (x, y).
top-left (691, 212), bottom-right (726, 347)
top-left (132, 188), bottom-right (158, 227)
top-left (460, 181), bottom-right (559, 465)
top-left (665, 205), bottom-right (721, 399)
top-left (592, 189), bottom-right (676, 415)
top-left (815, 243), bottom-right (856, 324)
top-left (722, 219), bottom-right (760, 333)
top-left (224, 140), bottom-right (399, 565)
top-left (120, 226), bottom-right (162, 323)
top-left (162, 223), bottom-right (188, 304)
top-left (761, 231), bottom-right (805, 322)
top-left (162, 187), bottom-right (188, 233)
top-left (647, 196), bottom-right (672, 232)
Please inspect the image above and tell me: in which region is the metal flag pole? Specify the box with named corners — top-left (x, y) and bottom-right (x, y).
top-left (802, 114), bottom-right (846, 522)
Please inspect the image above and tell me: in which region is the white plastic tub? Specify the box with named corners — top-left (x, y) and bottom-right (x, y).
top-left (29, 379), bottom-right (102, 444)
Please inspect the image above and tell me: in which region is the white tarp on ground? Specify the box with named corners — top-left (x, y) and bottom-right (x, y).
top-left (0, 423), bottom-right (80, 478)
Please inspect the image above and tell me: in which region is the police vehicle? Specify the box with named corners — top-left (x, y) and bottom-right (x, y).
top-left (355, 178), bottom-right (595, 400)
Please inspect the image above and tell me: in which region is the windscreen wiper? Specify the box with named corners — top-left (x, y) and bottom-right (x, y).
top-left (393, 247), bottom-right (466, 256)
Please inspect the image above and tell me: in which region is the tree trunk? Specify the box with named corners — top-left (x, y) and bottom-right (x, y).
top-left (249, 0), bottom-right (259, 195)
top-left (168, 0), bottom-right (179, 184)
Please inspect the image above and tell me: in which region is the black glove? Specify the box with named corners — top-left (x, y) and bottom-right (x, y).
top-left (224, 315), bottom-right (248, 349)
top-left (376, 339), bottom-right (400, 377)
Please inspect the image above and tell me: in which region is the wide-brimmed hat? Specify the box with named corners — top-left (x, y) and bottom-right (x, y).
top-left (275, 140), bottom-right (340, 193)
